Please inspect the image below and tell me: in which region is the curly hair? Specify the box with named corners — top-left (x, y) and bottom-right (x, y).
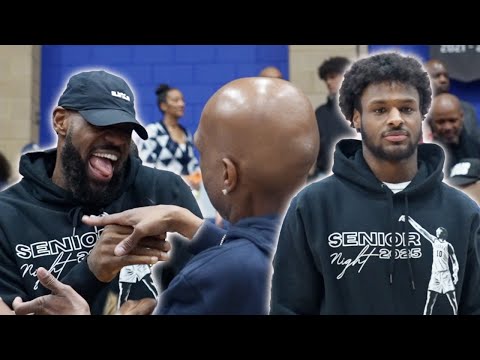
top-left (338, 52), bottom-right (432, 126)
top-left (318, 56), bottom-right (351, 80)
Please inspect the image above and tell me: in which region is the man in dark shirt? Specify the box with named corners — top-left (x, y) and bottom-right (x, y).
top-left (425, 59), bottom-right (480, 139)
top-left (312, 56), bottom-right (356, 179)
top-left (428, 93), bottom-right (480, 174)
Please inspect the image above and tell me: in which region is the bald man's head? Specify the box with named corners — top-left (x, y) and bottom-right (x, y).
top-left (195, 77), bottom-right (319, 222)
top-left (258, 66), bottom-right (283, 79)
top-left (425, 59), bottom-right (450, 96)
top-left (429, 93), bottom-right (464, 145)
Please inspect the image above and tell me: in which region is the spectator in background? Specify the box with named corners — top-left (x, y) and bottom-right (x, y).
top-left (0, 151), bottom-right (12, 191)
top-left (425, 59), bottom-right (480, 139)
top-left (138, 84), bottom-right (201, 189)
top-left (258, 66), bottom-right (283, 79)
top-left (428, 93), bottom-right (480, 174)
top-left (449, 158), bottom-right (480, 205)
top-left (136, 83), bottom-right (216, 289)
top-left (312, 56), bottom-right (356, 180)
top-left (137, 84), bottom-right (216, 217)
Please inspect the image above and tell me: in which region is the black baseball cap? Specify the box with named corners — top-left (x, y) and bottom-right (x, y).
top-left (449, 158), bottom-right (480, 187)
top-left (58, 70), bottom-right (148, 140)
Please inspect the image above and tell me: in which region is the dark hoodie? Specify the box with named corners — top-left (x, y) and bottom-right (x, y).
top-left (0, 149), bottom-right (202, 314)
top-left (155, 215), bottom-right (279, 315)
top-left (314, 96), bottom-right (356, 175)
top-left (271, 139), bottom-right (480, 315)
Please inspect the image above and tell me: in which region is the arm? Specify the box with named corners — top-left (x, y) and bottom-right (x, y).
top-left (0, 228), bottom-right (29, 307)
top-left (448, 243), bottom-right (459, 284)
top-left (270, 197), bottom-right (323, 315)
top-left (188, 220), bottom-right (226, 255)
top-left (402, 215), bottom-right (436, 244)
top-left (61, 225), bottom-right (168, 305)
top-left (82, 205), bottom-right (204, 256)
top-left (458, 213), bottom-right (480, 314)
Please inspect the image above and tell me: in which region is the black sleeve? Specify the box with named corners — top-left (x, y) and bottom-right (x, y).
top-left (60, 258), bottom-right (109, 305)
top-left (0, 228), bottom-right (28, 306)
top-left (270, 197), bottom-right (323, 315)
top-left (459, 212), bottom-right (480, 314)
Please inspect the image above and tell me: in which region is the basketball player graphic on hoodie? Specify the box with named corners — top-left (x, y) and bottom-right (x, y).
top-left (399, 215), bottom-right (459, 315)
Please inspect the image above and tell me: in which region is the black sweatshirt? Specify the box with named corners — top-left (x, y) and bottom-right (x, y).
top-left (0, 150), bottom-right (201, 314)
top-left (271, 139), bottom-right (480, 315)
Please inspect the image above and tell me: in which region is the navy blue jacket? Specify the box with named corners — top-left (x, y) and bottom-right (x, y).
top-left (155, 215), bottom-right (279, 315)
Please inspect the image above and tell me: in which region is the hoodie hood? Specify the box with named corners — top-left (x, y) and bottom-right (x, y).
top-left (19, 148), bottom-right (141, 208)
top-left (223, 215), bottom-right (280, 256)
top-left (332, 139), bottom-right (445, 196)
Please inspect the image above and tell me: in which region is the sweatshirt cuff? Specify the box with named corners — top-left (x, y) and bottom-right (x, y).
top-left (188, 220), bottom-right (227, 255)
top-left (60, 259), bottom-right (109, 305)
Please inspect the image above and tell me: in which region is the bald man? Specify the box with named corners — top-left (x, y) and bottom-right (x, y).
top-left (13, 77), bottom-right (319, 315)
top-left (258, 66), bottom-right (283, 79)
top-left (425, 59), bottom-right (480, 138)
top-left (429, 93), bottom-right (480, 173)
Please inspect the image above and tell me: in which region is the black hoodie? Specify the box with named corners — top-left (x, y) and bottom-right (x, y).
top-left (271, 139), bottom-right (480, 315)
top-left (0, 149), bottom-right (201, 314)
top-left (314, 96), bottom-right (356, 175)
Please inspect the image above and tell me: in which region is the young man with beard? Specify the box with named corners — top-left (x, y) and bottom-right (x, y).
top-left (0, 70), bottom-right (202, 315)
top-left (270, 52), bottom-right (480, 315)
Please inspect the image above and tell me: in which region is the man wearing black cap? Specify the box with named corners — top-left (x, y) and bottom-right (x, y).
top-left (0, 70), bottom-right (202, 315)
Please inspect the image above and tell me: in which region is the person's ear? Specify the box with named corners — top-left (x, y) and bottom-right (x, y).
top-left (352, 109), bottom-right (361, 131)
top-left (222, 158), bottom-right (237, 195)
top-left (52, 106), bottom-right (70, 137)
top-left (159, 101), bottom-right (168, 113)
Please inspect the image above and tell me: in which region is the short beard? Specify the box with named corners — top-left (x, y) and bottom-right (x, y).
top-left (361, 124), bottom-right (420, 162)
top-left (61, 133), bottom-right (127, 207)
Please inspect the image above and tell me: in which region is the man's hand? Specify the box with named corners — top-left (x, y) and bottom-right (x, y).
top-left (82, 205), bottom-right (203, 257)
top-left (0, 297), bottom-right (14, 315)
top-left (13, 267), bottom-right (91, 315)
top-left (116, 298), bottom-right (157, 315)
top-left (87, 224), bottom-right (170, 282)
top-left (453, 274), bottom-right (459, 285)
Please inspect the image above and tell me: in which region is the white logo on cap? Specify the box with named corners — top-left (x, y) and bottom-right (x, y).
top-left (111, 91), bottom-right (130, 102)
top-left (450, 162), bottom-right (471, 177)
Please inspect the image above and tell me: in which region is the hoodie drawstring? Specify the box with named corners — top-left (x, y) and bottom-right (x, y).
top-left (387, 191), bottom-right (396, 285)
top-left (404, 195), bottom-right (416, 290)
top-left (67, 206), bottom-right (104, 236)
top-left (385, 188), bottom-right (416, 291)
top-left (68, 207), bottom-right (84, 236)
